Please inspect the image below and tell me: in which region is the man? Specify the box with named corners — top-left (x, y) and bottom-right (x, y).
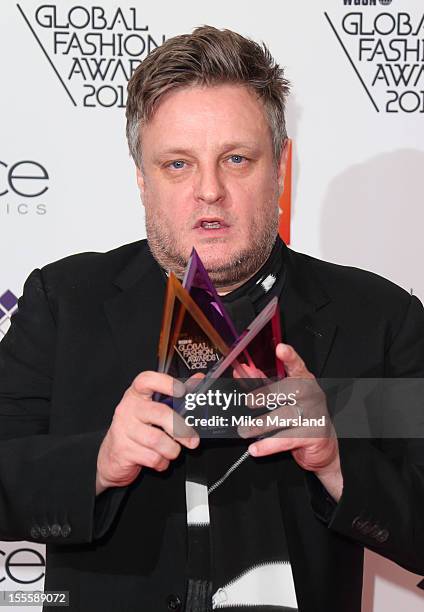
top-left (0, 25), bottom-right (423, 612)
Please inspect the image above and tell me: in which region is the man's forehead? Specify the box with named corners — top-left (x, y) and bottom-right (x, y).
top-left (145, 83), bottom-right (268, 126)
top-left (140, 83), bottom-right (271, 152)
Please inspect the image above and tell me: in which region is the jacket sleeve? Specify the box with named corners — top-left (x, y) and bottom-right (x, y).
top-left (305, 294), bottom-right (424, 576)
top-left (0, 268), bottom-right (127, 545)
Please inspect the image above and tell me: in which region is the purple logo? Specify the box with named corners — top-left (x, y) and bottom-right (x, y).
top-left (0, 290), bottom-right (18, 337)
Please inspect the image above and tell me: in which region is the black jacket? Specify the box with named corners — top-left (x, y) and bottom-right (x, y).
top-left (0, 239), bottom-right (423, 612)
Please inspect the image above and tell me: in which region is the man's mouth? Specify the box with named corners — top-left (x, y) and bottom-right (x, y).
top-left (202, 221), bottom-right (222, 229)
top-left (194, 218), bottom-right (229, 230)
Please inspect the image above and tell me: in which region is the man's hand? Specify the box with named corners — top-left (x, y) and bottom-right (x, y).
top-left (238, 343), bottom-right (343, 501)
top-left (96, 371), bottom-right (199, 495)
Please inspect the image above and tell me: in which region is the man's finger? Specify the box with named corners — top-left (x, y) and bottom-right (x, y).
top-left (276, 343), bottom-right (314, 378)
top-left (128, 422), bottom-right (183, 460)
top-left (131, 370), bottom-right (186, 399)
top-left (136, 400), bottom-right (199, 449)
top-left (185, 372), bottom-right (205, 393)
top-left (233, 363), bottom-right (266, 379)
top-left (238, 405), bottom-right (301, 438)
top-left (248, 435), bottom-right (306, 457)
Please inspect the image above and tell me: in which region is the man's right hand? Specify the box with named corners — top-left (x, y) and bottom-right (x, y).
top-left (96, 371), bottom-right (199, 495)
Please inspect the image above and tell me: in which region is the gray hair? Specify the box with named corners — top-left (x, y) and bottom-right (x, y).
top-left (126, 25), bottom-right (290, 168)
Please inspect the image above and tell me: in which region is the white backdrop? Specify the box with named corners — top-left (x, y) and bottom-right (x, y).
top-left (1, 1), bottom-right (423, 610)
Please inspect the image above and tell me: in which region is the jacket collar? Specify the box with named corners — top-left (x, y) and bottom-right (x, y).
top-left (112, 240), bottom-right (163, 291)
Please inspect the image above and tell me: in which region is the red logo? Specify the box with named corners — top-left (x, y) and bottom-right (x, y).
top-left (278, 138), bottom-right (292, 245)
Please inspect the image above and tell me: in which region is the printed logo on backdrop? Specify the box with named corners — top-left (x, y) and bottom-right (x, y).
top-left (0, 291), bottom-right (18, 337)
top-left (0, 159), bottom-right (49, 216)
top-left (0, 547), bottom-right (45, 583)
top-left (17, 4), bottom-right (166, 108)
top-left (325, 1), bottom-right (424, 114)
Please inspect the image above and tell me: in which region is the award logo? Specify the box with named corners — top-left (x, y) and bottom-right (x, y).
top-left (17, 4), bottom-right (166, 108)
top-left (326, 3), bottom-right (424, 113)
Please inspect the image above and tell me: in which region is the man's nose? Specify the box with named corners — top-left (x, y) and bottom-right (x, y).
top-left (193, 164), bottom-right (226, 205)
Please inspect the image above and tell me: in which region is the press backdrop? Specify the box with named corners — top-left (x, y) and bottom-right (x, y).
top-left (1, 1), bottom-right (423, 610)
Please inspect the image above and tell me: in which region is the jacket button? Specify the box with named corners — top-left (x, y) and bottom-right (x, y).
top-left (30, 526), bottom-right (40, 538)
top-left (39, 525), bottom-right (51, 538)
top-left (375, 529), bottom-right (389, 543)
top-left (166, 594), bottom-right (182, 610)
top-left (352, 516), bottom-right (366, 530)
top-left (61, 523), bottom-right (72, 538)
top-left (50, 524), bottom-right (61, 537)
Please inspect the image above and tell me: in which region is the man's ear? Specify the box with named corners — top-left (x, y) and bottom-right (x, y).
top-left (277, 139), bottom-right (290, 195)
top-left (136, 165), bottom-right (145, 202)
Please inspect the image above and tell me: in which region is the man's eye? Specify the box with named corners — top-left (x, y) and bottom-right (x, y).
top-left (168, 160), bottom-right (185, 169)
top-left (229, 155), bottom-right (246, 164)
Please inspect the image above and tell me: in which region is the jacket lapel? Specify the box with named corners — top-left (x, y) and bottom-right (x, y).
top-left (104, 242), bottom-right (167, 387)
top-left (276, 246), bottom-right (340, 606)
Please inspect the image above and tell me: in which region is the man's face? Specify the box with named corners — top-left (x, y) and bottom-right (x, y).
top-left (136, 83), bottom-right (287, 289)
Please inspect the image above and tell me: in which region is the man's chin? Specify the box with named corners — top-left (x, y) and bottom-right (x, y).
top-left (147, 226), bottom-right (275, 288)
top-left (191, 238), bottom-right (231, 255)
top-left (192, 244), bottom-right (240, 272)
top-left (193, 248), bottom-right (255, 288)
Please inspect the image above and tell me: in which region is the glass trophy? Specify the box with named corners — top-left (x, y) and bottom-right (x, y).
top-left (183, 247), bottom-right (257, 368)
top-left (183, 248), bottom-right (240, 347)
top-left (157, 272), bottom-right (231, 380)
top-left (234, 301), bottom-right (285, 381)
top-left (155, 250), bottom-right (285, 415)
top-left (176, 297), bottom-right (281, 412)
top-left (173, 297), bottom-right (285, 437)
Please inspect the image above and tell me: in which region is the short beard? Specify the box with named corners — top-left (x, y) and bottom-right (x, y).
top-left (195, 217), bottom-right (279, 288)
top-left (145, 204), bottom-right (279, 289)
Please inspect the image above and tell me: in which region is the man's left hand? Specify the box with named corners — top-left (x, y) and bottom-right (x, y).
top-left (237, 343), bottom-right (343, 501)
